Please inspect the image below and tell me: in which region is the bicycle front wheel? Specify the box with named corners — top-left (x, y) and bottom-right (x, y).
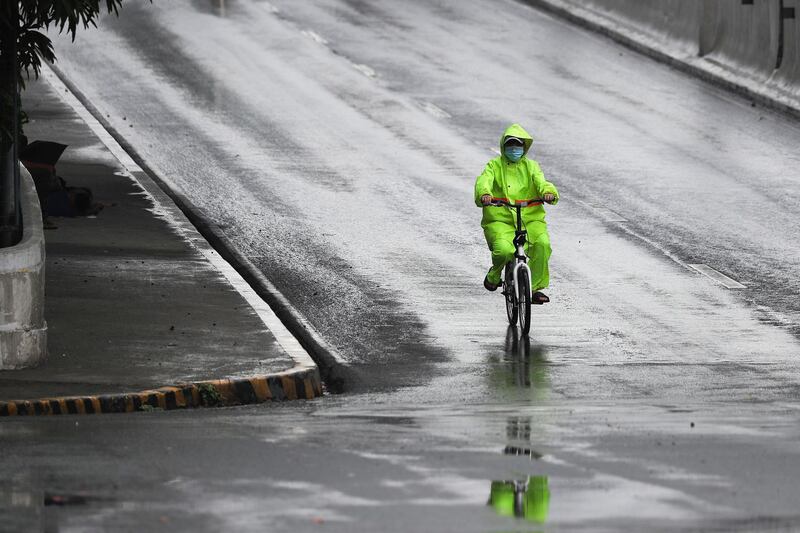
top-left (517, 268), bottom-right (532, 335)
top-left (504, 263), bottom-right (518, 326)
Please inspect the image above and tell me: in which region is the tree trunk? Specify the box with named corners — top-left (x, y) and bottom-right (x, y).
top-left (0, 3), bottom-right (20, 247)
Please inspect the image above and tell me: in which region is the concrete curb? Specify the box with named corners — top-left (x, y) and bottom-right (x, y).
top-left (520, 0), bottom-right (800, 120)
top-left (0, 164), bottom-right (47, 369)
top-left (0, 365), bottom-right (322, 416)
top-left (44, 63), bottom-right (354, 394)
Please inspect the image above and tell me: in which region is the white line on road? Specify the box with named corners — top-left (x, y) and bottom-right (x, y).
top-left (570, 197), bottom-right (690, 270)
top-left (573, 201), bottom-right (628, 222)
top-left (420, 101), bottom-right (451, 120)
top-left (301, 30), bottom-right (328, 46)
top-left (261, 2), bottom-right (280, 14)
top-left (688, 264), bottom-right (747, 289)
top-left (594, 207), bottom-right (627, 222)
top-left (352, 63), bottom-right (376, 78)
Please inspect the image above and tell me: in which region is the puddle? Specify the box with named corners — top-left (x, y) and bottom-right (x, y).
top-left (487, 451), bottom-right (711, 527)
top-left (489, 422), bottom-right (551, 524)
top-left (0, 482), bottom-right (111, 509)
top-left (0, 484), bottom-right (113, 531)
top-left (503, 445), bottom-right (544, 460)
top-left (488, 476), bottom-right (550, 524)
top-left (488, 408), bottom-right (713, 528)
top-left (44, 492), bottom-right (93, 506)
top-left (487, 327), bottom-right (551, 397)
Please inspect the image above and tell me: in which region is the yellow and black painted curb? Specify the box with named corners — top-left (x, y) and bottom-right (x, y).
top-left (0, 366), bottom-right (322, 417)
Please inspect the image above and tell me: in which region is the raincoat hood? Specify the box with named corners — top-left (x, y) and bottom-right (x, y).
top-left (500, 123), bottom-right (533, 159)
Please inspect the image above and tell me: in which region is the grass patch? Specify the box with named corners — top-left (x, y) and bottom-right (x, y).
top-left (197, 383), bottom-right (224, 406)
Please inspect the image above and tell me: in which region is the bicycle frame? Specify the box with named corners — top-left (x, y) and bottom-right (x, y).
top-left (512, 251), bottom-right (533, 302)
top-left (490, 199), bottom-right (543, 302)
top-left (510, 204), bottom-right (533, 302)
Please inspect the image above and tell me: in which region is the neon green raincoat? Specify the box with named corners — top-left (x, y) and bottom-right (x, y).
top-left (474, 124), bottom-right (559, 289)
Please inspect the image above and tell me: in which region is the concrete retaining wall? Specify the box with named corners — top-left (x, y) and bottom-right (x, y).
top-left (0, 164), bottom-right (47, 369)
top-left (560, 0), bottom-right (702, 55)
top-left (769, 0), bottom-right (800, 102)
top-left (700, 0), bottom-right (780, 79)
top-left (528, 0), bottom-right (800, 115)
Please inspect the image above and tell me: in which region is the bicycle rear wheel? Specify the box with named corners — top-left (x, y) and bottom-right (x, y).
top-left (504, 263), bottom-right (518, 326)
top-left (517, 268), bottom-right (532, 335)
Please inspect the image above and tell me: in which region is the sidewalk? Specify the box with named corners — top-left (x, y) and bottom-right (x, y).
top-left (0, 76), bottom-right (321, 414)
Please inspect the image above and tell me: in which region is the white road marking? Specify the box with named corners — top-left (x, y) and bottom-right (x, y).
top-left (688, 264), bottom-right (747, 289)
top-left (490, 147), bottom-right (500, 155)
top-left (301, 30), bottom-right (328, 46)
top-left (40, 63), bottom-right (318, 371)
top-left (352, 63), bottom-right (376, 78)
top-left (262, 2), bottom-right (280, 14)
top-left (574, 201), bottom-right (628, 222)
top-left (594, 207), bottom-right (627, 222)
top-left (570, 197), bottom-right (690, 269)
top-left (419, 101), bottom-right (451, 120)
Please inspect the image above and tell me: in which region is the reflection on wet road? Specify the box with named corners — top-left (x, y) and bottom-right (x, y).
top-left (495, 327), bottom-right (549, 391)
top-left (489, 477), bottom-right (550, 524)
top-left (7, 395), bottom-right (797, 531)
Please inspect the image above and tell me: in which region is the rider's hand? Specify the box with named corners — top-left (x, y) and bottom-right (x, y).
top-left (480, 194), bottom-right (493, 206)
top-left (543, 193), bottom-right (556, 204)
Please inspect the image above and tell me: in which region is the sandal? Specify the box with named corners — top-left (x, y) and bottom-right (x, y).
top-left (532, 291), bottom-right (550, 305)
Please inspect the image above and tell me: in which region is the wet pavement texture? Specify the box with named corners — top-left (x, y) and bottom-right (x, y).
top-left (5, 366), bottom-right (800, 531)
top-left (3, 0), bottom-right (800, 530)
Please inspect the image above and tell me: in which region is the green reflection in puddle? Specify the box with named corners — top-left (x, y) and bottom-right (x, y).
top-left (489, 476), bottom-right (550, 524)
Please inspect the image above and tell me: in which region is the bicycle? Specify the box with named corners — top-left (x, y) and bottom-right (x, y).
top-left (488, 199), bottom-right (544, 335)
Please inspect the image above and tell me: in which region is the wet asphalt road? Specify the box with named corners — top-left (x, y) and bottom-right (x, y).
top-left (4, 0), bottom-right (800, 530)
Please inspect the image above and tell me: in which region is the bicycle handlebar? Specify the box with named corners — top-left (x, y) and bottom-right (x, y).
top-left (486, 199), bottom-right (545, 207)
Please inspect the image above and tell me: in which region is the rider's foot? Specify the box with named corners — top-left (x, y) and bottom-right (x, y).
top-left (532, 291), bottom-right (550, 304)
top-left (484, 275), bottom-right (500, 292)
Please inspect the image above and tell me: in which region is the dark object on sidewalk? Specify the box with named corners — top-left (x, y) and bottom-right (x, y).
top-left (21, 140), bottom-right (67, 212)
top-left (46, 186), bottom-right (103, 217)
top-left (20, 140), bottom-right (67, 166)
top-left (21, 140), bottom-right (103, 218)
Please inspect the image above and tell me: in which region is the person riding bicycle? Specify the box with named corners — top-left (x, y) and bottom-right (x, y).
top-left (474, 123), bottom-right (559, 304)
